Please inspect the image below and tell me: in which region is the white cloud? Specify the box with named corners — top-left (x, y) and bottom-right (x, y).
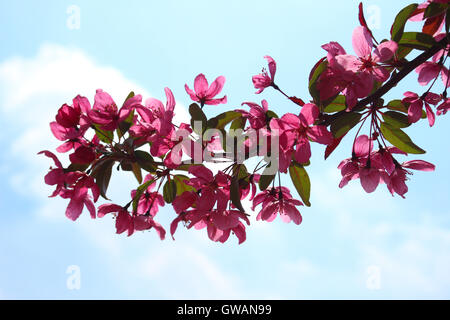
top-left (136, 244), bottom-right (243, 299)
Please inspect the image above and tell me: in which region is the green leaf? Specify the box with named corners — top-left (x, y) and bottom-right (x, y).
top-left (163, 179), bottom-right (177, 204)
top-left (207, 111), bottom-right (241, 130)
top-left (94, 124), bottom-right (114, 144)
top-left (398, 32), bottom-right (437, 50)
top-left (258, 165), bottom-right (276, 191)
top-left (396, 45), bottom-right (413, 60)
top-left (230, 175), bottom-right (245, 212)
top-left (189, 103), bottom-right (207, 135)
top-left (382, 111), bottom-right (410, 128)
top-left (230, 116), bottom-right (247, 130)
top-left (391, 4), bottom-right (419, 42)
top-left (134, 150), bottom-right (157, 173)
top-left (117, 109), bottom-right (135, 138)
top-left (123, 91), bottom-right (135, 104)
top-left (308, 59), bottom-right (328, 104)
top-left (424, 2), bottom-right (447, 18)
top-left (92, 159), bottom-right (115, 200)
top-left (380, 122), bottom-right (425, 154)
top-left (132, 179), bottom-right (155, 213)
top-left (265, 110), bottom-right (279, 119)
top-left (289, 162), bottom-right (311, 207)
top-left (323, 95), bottom-right (346, 113)
top-left (236, 164), bottom-right (248, 180)
top-left (173, 174), bottom-right (194, 195)
top-left (387, 99), bottom-right (408, 113)
top-left (131, 162), bottom-right (142, 184)
top-left (330, 112), bottom-right (362, 138)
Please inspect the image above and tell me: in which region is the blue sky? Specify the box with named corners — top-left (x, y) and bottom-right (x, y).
top-left (0, 0), bottom-right (450, 299)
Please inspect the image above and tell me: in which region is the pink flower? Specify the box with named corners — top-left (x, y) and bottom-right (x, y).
top-left (402, 91), bottom-right (441, 127)
top-left (130, 175), bottom-right (165, 216)
top-left (338, 135), bottom-right (435, 197)
top-left (415, 62), bottom-right (448, 87)
top-left (88, 89), bottom-right (142, 131)
top-left (60, 174), bottom-right (100, 221)
top-left (39, 151), bottom-right (101, 217)
top-left (437, 98), bottom-right (450, 115)
top-left (387, 160), bottom-right (435, 198)
top-left (50, 95), bottom-right (92, 153)
top-left (98, 204), bottom-right (166, 239)
top-left (270, 103), bottom-right (333, 171)
top-left (38, 150), bottom-right (66, 197)
top-left (145, 87), bottom-right (176, 137)
top-left (252, 187), bottom-right (303, 225)
top-left (239, 174), bottom-right (260, 201)
top-left (415, 33), bottom-right (449, 87)
top-left (319, 27), bottom-right (397, 109)
top-left (169, 165), bottom-right (251, 244)
top-left (322, 41), bottom-right (347, 65)
top-left (69, 145), bottom-right (97, 164)
top-left (338, 135), bottom-right (389, 193)
top-left (237, 100), bottom-right (270, 130)
top-left (185, 74), bottom-right (227, 106)
top-left (317, 66), bottom-right (373, 110)
top-left (337, 26), bottom-right (398, 82)
top-left (189, 209), bottom-right (249, 244)
top-left (185, 166), bottom-right (231, 212)
top-left (252, 56), bottom-right (276, 94)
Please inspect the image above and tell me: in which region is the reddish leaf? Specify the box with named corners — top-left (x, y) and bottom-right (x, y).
top-left (422, 14), bottom-right (445, 35)
top-left (324, 135), bottom-right (345, 160)
top-left (358, 2), bottom-right (376, 42)
top-left (289, 96), bottom-right (305, 106)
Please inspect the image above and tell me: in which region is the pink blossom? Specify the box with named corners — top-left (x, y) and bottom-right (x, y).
top-left (415, 62), bottom-right (448, 87)
top-left (402, 91), bottom-right (441, 127)
top-left (185, 74), bottom-right (227, 106)
top-left (387, 160), bottom-right (435, 198)
top-left (338, 135), bottom-right (435, 197)
top-left (50, 95), bottom-right (92, 153)
top-left (437, 98), bottom-right (450, 115)
top-left (130, 175), bottom-right (165, 216)
top-left (69, 145), bottom-right (97, 164)
top-left (337, 27), bottom-right (397, 82)
top-left (270, 103), bottom-right (333, 171)
top-left (239, 174), bottom-right (260, 201)
top-left (98, 204), bottom-right (166, 239)
top-left (60, 174), bottom-right (100, 221)
top-left (252, 56), bottom-right (276, 94)
top-left (38, 150), bottom-right (66, 197)
top-left (191, 209), bottom-right (249, 244)
top-left (88, 89), bottom-right (142, 131)
top-left (252, 187), bottom-right (303, 225)
top-left (319, 27), bottom-right (397, 109)
top-left (317, 66), bottom-right (373, 110)
top-left (338, 135), bottom-right (389, 193)
top-left (237, 100), bottom-right (269, 130)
